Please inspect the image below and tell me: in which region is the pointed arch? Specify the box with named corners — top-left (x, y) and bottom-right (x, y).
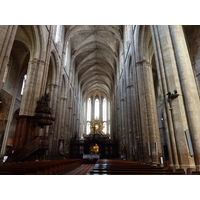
top-left (135, 25), bottom-right (152, 62)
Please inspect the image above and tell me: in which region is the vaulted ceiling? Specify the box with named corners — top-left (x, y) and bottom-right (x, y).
top-left (65, 25), bottom-right (123, 99)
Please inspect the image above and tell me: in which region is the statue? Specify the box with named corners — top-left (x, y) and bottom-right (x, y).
top-left (58, 135), bottom-right (64, 155)
top-left (120, 144), bottom-right (126, 160)
top-left (90, 143), bottom-right (99, 154)
top-left (35, 93), bottom-right (52, 114)
top-left (34, 93), bottom-right (55, 128)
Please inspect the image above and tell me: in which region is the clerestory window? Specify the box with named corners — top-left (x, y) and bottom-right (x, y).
top-left (87, 98), bottom-right (91, 121)
top-left (55, 25), bottom-right (61, 43)
top-left (21, 74), bottom-right (27, 95)
top-left (95, 98), bottom-right (99, 118)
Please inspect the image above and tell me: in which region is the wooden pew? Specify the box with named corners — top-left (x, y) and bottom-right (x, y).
top-left (88, 159), bottom-right (185, 175)
top-left (0, 162), bottom-right (50, 175)
top-left (88, 170), bottom-right (185, 175)
top-left (0, 159), bottom-right (82, 175)
top-left (93, 164), bottom-right (165, 170)
top-left (191, 171), bottom-right (200, 175)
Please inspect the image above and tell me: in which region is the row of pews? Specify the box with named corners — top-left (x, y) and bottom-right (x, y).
top-left (87, 159), bottom-right (187, 175)
top-left (0, 159), bottom-right (82, 175)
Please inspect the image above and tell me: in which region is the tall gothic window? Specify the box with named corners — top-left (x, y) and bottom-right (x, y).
top-left (64, 42), bottom-right (69, 66)
top-left (103, 98), bottom-right (107, 133)
top-left (21, 74), bottom-right (27, 95)
top-left (87, 98), bottom-right (91, 121)
top-left (95, 98), bottom-right (99, 118)
top-left (103, 122), bottom-right (107, 134)
top-left (103, 98), bottom-right (107, 121)
top-left (86, 98), bottom-right (91, 135)
top-left (55, 25), bottom-right (61, 43)
top-left (87, 122), bottom-right (90, 135)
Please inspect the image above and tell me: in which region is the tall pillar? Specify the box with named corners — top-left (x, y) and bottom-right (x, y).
top-left (136, 62), bottom-right (151, 163)
top-left (151, 25), bottom-right (179, 169)
top-left (123, 94), bottom-right (130, 160)
top-left (61, 98), bottom-right (67, 140)
top-left (19, 59), bottom-right (45, 116)
top-left (0, 25), bottom-right (17, 89)
top-left (136, 60), bottom-right (162, 164)
top-left (170, 25), bottom-right (200, 170)
top-left (156, 25), bottom-right (195, 170)
top-left (126, 85), bottom-right (134, 160)
top-left (57, 97), bottom-right (66, 139)
top-left (143, 60), bottom-right (162, 164)
top-left (132, 58), bottom-right (143, 162)
top-left (47, 84), bottom-right (59, 156)
top-left (68, 107), bottom-right (72, 138)
top-left (49, 84), bottom-right (59, 118)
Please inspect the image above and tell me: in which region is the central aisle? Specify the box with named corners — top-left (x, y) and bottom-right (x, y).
top-left (64, 164), bottom-right (94, 175)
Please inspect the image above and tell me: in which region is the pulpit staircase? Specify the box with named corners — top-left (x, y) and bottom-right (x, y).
top-left (6, 136), bottom-right (49, 163)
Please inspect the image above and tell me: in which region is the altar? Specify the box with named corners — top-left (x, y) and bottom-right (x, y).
top-left (82, 154), bottom-right (100, 159)
top-left (70, 118), bottom-right (118, 159)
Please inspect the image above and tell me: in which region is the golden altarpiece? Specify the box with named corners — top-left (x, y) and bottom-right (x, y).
top-left (70, 118), bottom-right (118, 160)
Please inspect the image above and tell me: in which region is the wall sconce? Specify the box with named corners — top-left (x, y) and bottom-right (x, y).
top-left (167, 90), bottom-right (179, 102)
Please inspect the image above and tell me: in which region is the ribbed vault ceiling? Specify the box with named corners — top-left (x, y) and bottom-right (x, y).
top-left (65, 25), bottom-right (123, 99)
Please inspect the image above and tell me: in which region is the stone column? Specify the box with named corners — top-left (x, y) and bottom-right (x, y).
top-left (123, 94), bottom-right (130, 160)
top-left (40, 26), bottom-right (53, 96)
top-left (57, 97), bottom-right (66, 139)
top-left (142, 60), bottom-right (162, 164)
top-left (47, 84), bottom-right (59, 157)
top-left (151, 25), bottom-right (179, 169)
top-left (68, 107), bottom-right (72, 138)
top-left (73, 113), bottom-right (76, 134)
top-left (0, 25), bottom-right (17, 89)
top-left (49, 84), bottom-right (59, 118)
top-left (19, 59), bottom-right (45, 116)
top-left (156, 25), bottom-right (195, 170)
top-left (170, 25), bottom-right (200, 170)
top-left (120, 97), bottom-right (126, 158)
top-left (126, 85), bottom-right (134, 160)
top-left (136, 62), bottom-right (151, 163)
top-left (63, 98), bottom-right (69, 154)
top-left (132, 59), bottom-right (143, 162)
